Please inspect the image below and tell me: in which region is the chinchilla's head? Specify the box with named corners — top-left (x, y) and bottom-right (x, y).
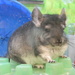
top-left (32, 7), bottom-right (68, 47)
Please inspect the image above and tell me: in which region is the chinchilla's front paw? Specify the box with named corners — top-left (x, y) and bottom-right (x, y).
top-left (43, 55), bottom-right (56, 63)
top-left (48, 60), bottom-right (55, 63)
top-left (59, 55), bottom-right (67, 58)
top-left (39, 53), bottom-right (56, 63)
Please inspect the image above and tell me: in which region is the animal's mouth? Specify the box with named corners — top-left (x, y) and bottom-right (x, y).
top-left (49, 38), bottom-right (68, 47)
top-left (46, 43), bottom-right (68, 51)
top-left (50, 42), bottom-right (67, 47)
top-left (50, 43), bottom-right (63, 47)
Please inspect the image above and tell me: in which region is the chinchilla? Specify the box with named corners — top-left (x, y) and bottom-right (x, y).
top-left (8, 7), bottom-right (68, 67)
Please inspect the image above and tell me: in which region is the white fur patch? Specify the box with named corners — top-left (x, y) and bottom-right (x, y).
top-left (48, 44), bottom-right (68, 59)
top-left (21, 44), bottom-right (68, 65)
top-left (21, 55), bottom-right (46, 65)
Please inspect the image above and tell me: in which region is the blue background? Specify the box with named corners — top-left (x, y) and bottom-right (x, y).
top-left (0, 0), bottom-right (32, 56)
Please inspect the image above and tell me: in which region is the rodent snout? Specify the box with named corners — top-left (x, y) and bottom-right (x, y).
top-left (50, 37), bottom-right (67, 46)
top-left (55, 39), bottom-right (62, 46)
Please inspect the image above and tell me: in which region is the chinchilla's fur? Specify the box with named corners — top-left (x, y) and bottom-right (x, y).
top-left (8, 8), bottom-right (68, 65)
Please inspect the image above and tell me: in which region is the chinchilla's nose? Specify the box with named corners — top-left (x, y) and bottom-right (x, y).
top-left (55, 38), bottom-right (62, 46)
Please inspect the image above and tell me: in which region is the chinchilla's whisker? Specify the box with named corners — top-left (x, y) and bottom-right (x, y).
top-left (68, 42), bottom-right (75, 48)
top-left (68, 41), bottom-right (75, 44)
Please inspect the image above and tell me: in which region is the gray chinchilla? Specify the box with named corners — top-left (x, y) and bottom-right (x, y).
top-left (8, 7), bottom-right (68, 67)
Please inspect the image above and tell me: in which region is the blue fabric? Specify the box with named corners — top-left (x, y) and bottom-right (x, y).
top-left (0, 0), bottom-right (32, 56)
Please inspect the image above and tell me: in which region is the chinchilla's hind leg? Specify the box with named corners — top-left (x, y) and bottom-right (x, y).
top-left (9, 55), bottom-right (26, 64)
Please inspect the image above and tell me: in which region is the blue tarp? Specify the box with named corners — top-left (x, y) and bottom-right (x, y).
top-left (0, 0), bottom-right (32, 56)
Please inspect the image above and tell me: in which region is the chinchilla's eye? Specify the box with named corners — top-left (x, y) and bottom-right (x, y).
top-left (45, 25), bottom-right (51, 32)
top-left (45, 28), bottom-right (50, 32)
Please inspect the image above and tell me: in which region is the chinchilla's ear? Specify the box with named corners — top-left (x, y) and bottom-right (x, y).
top-left (32, 7), bottom-right (43, 27)
top-left (59, 8), bottom-right (66, 21)
top-left (59, 8), bottom-right (67, 29)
